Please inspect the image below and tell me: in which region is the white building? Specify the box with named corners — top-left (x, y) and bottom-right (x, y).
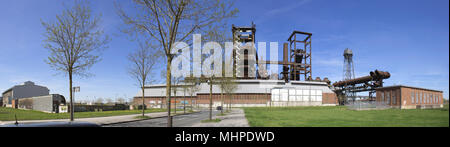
top-left (134, 80), bottom-right (338, 108)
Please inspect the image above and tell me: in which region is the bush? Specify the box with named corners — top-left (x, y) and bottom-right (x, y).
top-left (134, 105), bottom-right (147, 110)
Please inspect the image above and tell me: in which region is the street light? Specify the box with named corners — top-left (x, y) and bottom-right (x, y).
top-left (71, 86), bottom-right (80, 121)
top-left (208, 76), bottom-right (214, 121)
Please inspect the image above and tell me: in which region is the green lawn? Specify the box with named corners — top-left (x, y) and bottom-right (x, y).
top-left (0, 107), bottom-right (167, 121)
top-left (244, 105), bottom-right (449, 127)
top-left (201, 118), bottom-right (222, 123)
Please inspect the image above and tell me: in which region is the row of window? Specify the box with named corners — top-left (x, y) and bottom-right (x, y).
top-left (271, 89), bottom-right (322, 102)
top-left (380, 90), bottom-right (441, 105)
top-left (410, 92), bottom-right (440, 104)
top-left (380, 90), bottom-right (399, 105)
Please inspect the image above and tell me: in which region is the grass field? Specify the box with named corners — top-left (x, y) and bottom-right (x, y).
top-left (244, 105), bottom-right (449, 127)
top-left (0, 107), bottom-right (168, 121)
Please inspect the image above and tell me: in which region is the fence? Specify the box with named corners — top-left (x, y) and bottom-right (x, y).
top-left (346, 100), bottom-right (390, 110)
top-left (73, 104), bottom-right (129, 112)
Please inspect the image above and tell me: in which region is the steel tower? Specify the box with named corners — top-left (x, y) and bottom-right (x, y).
top-left (343, 48), bottom-right (356, 103)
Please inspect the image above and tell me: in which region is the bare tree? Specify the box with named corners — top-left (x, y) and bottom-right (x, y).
top-left (185, 77), bottom-right (200, 110)
top-left (222, 77), bottom-right (238, 112)
top-left (161, 69), bottom-right (183, 114)
top-left (181, 82), bottom-right (188, 114)
top-left (42, 0), bottom-right (109, 121)
top-left (105, 98), bottom-right (114, 104)
top-left (172, 77), bottom-right (183, 114)
top-left (128, 43), bottom-right (159, 117)
top-left (117, 98), bottom-right (126, 104)
top-left (117, 0), bottom-right (238, 127)
top-left (208, 24), bottom-right (232, 115)
top-left (96, 98), bottom-right (104, 104)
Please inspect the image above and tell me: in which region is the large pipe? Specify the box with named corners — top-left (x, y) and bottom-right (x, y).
top-left (333, 70), bottom-right (390, 87)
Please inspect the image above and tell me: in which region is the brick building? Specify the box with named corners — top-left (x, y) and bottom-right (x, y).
top-left (133, 80), bottom-right (338, 108)
top-left (376, 85), bottom-right (444, 109)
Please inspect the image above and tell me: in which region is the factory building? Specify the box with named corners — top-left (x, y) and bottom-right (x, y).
top-left (133, 24), bottom-right (340, 108)
top-left (133, 23), bottom-right (444, 110)
top-left (2, 81), bottom-right (50, 107)
top-left (376, 85), bottom-right (444, 109)
top-left (134, 80), bottom-right (338, 108)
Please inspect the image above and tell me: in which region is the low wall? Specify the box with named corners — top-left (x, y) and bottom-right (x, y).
top-left (18, 95), bottom-right (53, 113)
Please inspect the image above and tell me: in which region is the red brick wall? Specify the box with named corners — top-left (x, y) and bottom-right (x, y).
top-left (135, 92), bottom-right (340, 106)
top-left (196, 93), bottom-right (271, 104)
top-left (322, 93), bottom-right (338, 104)
top-left (377, 86), bottom-right (444, 108)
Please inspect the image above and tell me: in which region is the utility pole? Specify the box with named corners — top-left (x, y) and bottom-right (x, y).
top-left (183, 87), bottom-right (186, 114)
top-left (209, 76), bottom-right (213, 120)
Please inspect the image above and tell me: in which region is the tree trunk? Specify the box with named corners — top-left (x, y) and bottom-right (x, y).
top-left (190, 93), bottom-right (193, 111)
top-left (230, 94), bottom-right (233, 111)
top-left (174, 94), bottom-right (177, 114)
top-left (183, 89), bottom-right (186, 114)
top-left (221, 89), bottom-right (223, 114)
top-left (142, 86), bottom-right (145, 117)
top-left (69, 72), bottom-right (74, 121)
top-left (166, 57), bottom-right (172, 127)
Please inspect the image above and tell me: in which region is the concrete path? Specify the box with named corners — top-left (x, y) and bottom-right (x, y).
top-left (0, 111), bottom-right (193, 126)
top-left (105, 109), bottom-right (218, 127)
top-left (191, 108), bottom-right (250, 127)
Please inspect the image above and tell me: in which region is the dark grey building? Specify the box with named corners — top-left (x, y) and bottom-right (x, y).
top-left (2, 81), bottom-right (49, 107)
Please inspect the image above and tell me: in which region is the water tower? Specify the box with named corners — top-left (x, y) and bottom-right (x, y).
top-left (343, 48), bottom-right (356, 103)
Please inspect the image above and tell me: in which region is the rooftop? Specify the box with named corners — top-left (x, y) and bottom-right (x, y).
top-left (376, 85), bottom-right (443, 93)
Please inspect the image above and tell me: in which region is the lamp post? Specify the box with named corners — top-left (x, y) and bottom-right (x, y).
top-left (71, 86), bottom-right (80, 121)
top-left (208, 76), bottom-right (214, 121)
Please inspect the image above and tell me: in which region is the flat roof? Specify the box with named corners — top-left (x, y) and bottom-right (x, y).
top-left (376, 85), bottom-right (443, 93)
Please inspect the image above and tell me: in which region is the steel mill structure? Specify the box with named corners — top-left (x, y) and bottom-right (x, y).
top-left (333, 70), bottom-right (391, 105)
top-left (133, 23), bottom-right (444, 109)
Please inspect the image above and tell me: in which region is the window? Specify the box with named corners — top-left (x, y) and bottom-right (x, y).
top-left (386, 92), bottom-right (391, 105)
top-left (431, 94), bottom-right (434, 104)
top-left (280, 89), bottom-right (288, 101)
top-left (393, 91), bottom-right (397, 105)
top-left (288, 89), bottom-right (296, 102)
top-left (380, 92), bottom-right (385, 104)
top-left (411, 92), bottom-right (415, 104)
top-left (415, 92), bottom-right (419, 104)
top-left (419, 92), bottom-right (422, 104)
top-left (435, 95), bottom-right (438, 104)
top-left (271, 89), bottom-right (280, 102)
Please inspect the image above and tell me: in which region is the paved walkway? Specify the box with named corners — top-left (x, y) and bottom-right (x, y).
top-left (0, 111), bottom-right (181, 126)
top-left (191, 108), bottom-right (250, 127)
top-left (105, 110), bottom-right (218, 127)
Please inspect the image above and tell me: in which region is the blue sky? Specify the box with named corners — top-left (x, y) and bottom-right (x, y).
top-left (0, 0), bottom-right (448, 102)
